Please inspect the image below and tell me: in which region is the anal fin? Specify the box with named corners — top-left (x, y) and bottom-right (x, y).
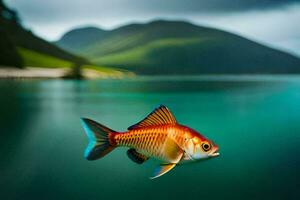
top-left (150, 163), bottom-right (177, 179)
top-left (127, 149), bottom-right (149, 164)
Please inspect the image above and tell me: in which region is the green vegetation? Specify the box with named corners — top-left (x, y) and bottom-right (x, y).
top-left (1, 17), bottom-right (87, 64)
top-left (57, 27), bottom-right (108, 53)
top-left (0, 28), bottom-right (23, 68)
top-left (18, 47), bottom-right (73, 68)
top-left (18, 47), bottom-right (126, 76)
top-left (92, 37), bottom-right (210, 71)
top-left (0, 0), bottom-right (88, 69)
top-left (0, 0), bottom-right (23, 68)
top-left (57, 20), bottom-right (300, 74)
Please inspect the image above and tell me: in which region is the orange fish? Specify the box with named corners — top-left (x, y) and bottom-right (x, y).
top-left (81, 105), bottom-right (219, 179)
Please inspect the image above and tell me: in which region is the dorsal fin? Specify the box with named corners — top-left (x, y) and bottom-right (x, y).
top-left (128, 105), bottom-right (177, 130)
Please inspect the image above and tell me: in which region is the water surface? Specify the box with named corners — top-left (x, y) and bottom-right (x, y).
top-left (0, 76), bottom-right (299, 200)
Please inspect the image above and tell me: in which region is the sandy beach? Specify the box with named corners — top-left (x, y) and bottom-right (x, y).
top-left (0, 67), bottom-right (68, 79)
top-left (0, 66), bottom-right (134, 79)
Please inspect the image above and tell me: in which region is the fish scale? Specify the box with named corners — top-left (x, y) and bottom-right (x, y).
top-left (114, 126), bottom-right (176, 161)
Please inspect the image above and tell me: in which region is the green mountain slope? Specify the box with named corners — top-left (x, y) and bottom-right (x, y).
top-left (57, 20), bottom-right (300, 74)
top-left (0, 0), bottom-right (87, 67)
top-left (18, 47), bottom-right (73, 68)
top-left (1, 20), bottom-right (87, 64)
top-left (55, 27), bottom-right (108, 55)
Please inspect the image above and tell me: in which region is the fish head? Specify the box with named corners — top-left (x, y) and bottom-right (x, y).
top-left (183, 128), bottom-right (219, 161)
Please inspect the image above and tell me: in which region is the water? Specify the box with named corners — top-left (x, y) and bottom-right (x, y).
top-left (0, 76), bottom-right (299, 200)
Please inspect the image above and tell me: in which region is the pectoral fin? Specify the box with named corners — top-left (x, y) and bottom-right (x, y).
top-left (149, 137), bottom-right (183, 179)
top-left (163, 137), bottom-right (183, 163)
top-left (150, 163), bottom-right (177, 179)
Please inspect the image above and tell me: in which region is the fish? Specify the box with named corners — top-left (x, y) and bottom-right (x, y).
top-left (81, 105), bottom-right (219, 179)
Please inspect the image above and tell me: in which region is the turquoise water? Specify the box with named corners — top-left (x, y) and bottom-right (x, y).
top-left (0, 76), bottom-right (299, 200)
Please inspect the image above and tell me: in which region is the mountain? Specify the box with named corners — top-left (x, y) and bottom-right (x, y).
top-left (56, 20), bottom-right (300, 74)
top-left (0, 0), bottom-right (87, 68)
top-left (57, 27), bottom-right (108, 54)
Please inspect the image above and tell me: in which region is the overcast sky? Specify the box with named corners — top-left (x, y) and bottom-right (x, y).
top-left (4, 0), bottom-right (300, 56)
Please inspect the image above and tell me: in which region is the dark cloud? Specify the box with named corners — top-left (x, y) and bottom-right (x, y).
top-left (5, 0), bottom-right (300, 26)
top-left (6, 0), bottom-right (300, 18)
top-left (134, 0), bottom-right (300, 13)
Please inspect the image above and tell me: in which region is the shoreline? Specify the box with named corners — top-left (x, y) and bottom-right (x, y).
top-left (1, 66), bottom-right (300, 82)
top-left (0, 66), bottom-right (135, 79)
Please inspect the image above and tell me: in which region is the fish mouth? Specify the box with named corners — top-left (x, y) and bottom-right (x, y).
top-left (209, 146), bottom-right (220, 157)
top-left (210, 152), bottom-right (220, 157)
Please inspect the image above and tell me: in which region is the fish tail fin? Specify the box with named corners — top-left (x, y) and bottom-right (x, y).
top-left (81, 118), bottom-right (116, 160)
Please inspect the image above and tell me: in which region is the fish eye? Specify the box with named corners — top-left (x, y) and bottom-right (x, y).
top-left (202, 142), bottom-right (211, 152)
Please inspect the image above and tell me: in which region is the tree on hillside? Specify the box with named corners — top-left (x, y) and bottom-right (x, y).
top-left (0, 0), bottom-right (20, 24)
top-left (0, 28), bottom-right (23, 68)
top-left (0, 0), bottom-right (23, 68)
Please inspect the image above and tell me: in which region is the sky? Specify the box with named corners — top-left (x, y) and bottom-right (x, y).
top-left (4, 0), bottom-right (300, 56)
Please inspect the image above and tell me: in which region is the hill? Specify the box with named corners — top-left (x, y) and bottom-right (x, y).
top-left (56, 20), bottom-right (300, 74)
top-left (0, 0), bottom-right (87, 68)
top-left (57, 27), bottom-right (108, 54)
